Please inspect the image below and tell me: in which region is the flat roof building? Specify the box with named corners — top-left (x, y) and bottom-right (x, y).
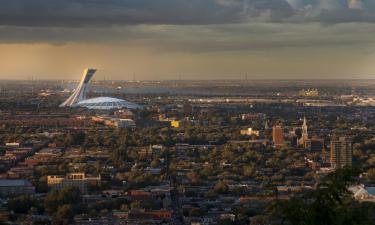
top-left (47, 173), bottom-right (100, 193)
top-left (273, 126), bottom-right (284, 147)
top-left (330, 137), bottom-right (352, 169)
top-left (0, 179), bottom-right (35, 196)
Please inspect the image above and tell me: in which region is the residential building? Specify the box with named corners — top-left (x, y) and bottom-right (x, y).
top-left (304, 138), bottom-right (324, 151)
top-left (47, 173), bottom-right (101, 193)
top-left (272, 126), bottom-right (284, 147)
top-left (171, 120), bottom-right (180, 128)
top-left (240, 128), bottom-right (260, 137)
top-left (330, 137), bottom-right (352, 169)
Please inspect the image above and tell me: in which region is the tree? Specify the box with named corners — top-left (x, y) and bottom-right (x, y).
top-left (186, 171), bottom-right (201, 185)
top-left (130, 201), bottom-right (141, 209)
top-left (7, 195), bottom-right (36, 214)
top-left (189, 208), bottom-right (204, 217)
top-left (243, 165), bottom-right (255, 178)
top-left (59, 186), bottom-right (81, 205)
top-left (52, 204), bottom-right (74, 225)
top-left (214, 180), bottom-right (229, 194)
top-left (217, 218), bottom-right (235, 225)
top-left (111, 144), bottom-right (128, 166)
top-left (150, 159), bottom-right (159, 168)
top-left (44, 187), bottom-right (81, 214)
top-left (268, 168), bottom-right (375, 225)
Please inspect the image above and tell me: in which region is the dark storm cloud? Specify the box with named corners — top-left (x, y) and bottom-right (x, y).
top-left (284, 0), bottom-right (375, 23)
top-left (0, 0), bottom-right (375, 27)
top-left (0, 0), bottom-right (250, 26)
top-left (0, 0), bottom-right (304, 27)
top-left (1, 23), bottom-right (374, 54)
top-left (1, 0), bottom-right (375, 51)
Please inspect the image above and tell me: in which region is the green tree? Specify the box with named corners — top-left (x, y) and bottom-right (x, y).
top-left (269, 168), bottom-right (375, 225)
top-left (243, 165), bottom-right (255, 178)
top-left (52, 204), bottom-right (74, 225)
top-left (7, 195), bottom-right (36, 214)
top-left (214, 180), bottom-right (229, 194)
top-left (44, 187), bottom-right (81, 214)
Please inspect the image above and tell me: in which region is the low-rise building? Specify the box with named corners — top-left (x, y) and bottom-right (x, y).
top-left (304, 138), bottom-right (324, 151)
top-left (119, 209), bottom-right (172, 220)
top-left (349, 184), bottom-right (375, 201)
top-left (47, 173), bottom-right (101, 193)
top-left (171, 120), bottom-right (180, 128)
top-left (92, 116), bottom-right (136, 128)
top-left (240, 128), bottom-right (260, 137)
top-left (116, 119), bottom-right (136, 128)
top-left (0, 179), bottom-right (35, 196)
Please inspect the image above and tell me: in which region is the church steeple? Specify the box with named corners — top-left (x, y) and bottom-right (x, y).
top-left (302, 117), bottom-right (308, 139)
top-left (299, 117), bottom-right (308, 146)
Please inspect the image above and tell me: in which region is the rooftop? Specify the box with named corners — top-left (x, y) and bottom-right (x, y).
top-left (0, 179), bottom-right (32, 187)
top-left (76, 97), bottom-right (142, 110)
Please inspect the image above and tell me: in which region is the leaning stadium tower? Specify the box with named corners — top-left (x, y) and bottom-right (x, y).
top-left (60, 68), bottom-right (97, 107)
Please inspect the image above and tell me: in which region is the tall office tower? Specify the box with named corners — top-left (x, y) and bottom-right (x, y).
top-left (272, 126), bottom-right (284, 146)
top-left (60, 68), bottom-right (97, 107)
top-left (330, 137), bottom-right (352, 169)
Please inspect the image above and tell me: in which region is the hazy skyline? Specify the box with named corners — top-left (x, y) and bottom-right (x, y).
top-left (1, 0), bottom-right (375, 80)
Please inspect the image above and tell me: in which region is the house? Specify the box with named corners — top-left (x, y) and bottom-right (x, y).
top-left (349, 184), bottom-right (375, 201)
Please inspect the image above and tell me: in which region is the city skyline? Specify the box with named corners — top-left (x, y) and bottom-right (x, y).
top-left (0, 1), bottom-right (375, 224)
top-left (1, 0), bottom-right (375, 80)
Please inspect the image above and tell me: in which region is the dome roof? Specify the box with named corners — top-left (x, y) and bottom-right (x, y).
top-left (76, 97), bottom-right (141, 110)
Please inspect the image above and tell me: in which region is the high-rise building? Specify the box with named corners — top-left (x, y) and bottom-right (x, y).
top-left (60, 68), bottom-right (97, 107)
top-left (272, 126), bottom-right (284, 147)
top-left (330, 137), bottom-right (352, 169)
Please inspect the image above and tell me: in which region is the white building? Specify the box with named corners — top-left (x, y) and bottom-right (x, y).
top-left (349, 184), bottom-right (375, 201)
top-left (76, 97), bottom-right (141, 110)
top-left (60, 68), bottom-right (141, 110)
top-left (60, 68), bottom-right (97, 107)
top-left (240, 128), bottom-right (260, 136)
top-left (47, 173), bottom-right (101, 193)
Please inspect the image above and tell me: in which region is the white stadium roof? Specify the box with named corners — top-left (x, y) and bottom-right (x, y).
top-left (60, 69), bottom-right (142, 110)
top-left (76, 97), bottom-right (142, 110)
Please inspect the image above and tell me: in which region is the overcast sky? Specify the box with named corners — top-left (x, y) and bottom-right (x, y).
top-left (1, 0), bottom-right (375, 80)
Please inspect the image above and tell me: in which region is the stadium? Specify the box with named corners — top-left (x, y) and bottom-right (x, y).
top-left (60, 69), bottom-right (141, 110)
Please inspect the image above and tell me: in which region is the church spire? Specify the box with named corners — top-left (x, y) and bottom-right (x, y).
top-left (299, 117), bottom-right (308, 146)
top-left (302, 116), bottom-right (308, 138)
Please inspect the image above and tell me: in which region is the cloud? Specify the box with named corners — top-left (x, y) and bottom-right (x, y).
top-left (0, 0), bottom-right (247, 26)
top-left (1, 22), bottom-right (374, 54)
top-left (1, 0), bottom-right (375, 53)
top-left (348, 0), bottom-right (363, 9)
top-left (0, 0), bottom-right (374, 28)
